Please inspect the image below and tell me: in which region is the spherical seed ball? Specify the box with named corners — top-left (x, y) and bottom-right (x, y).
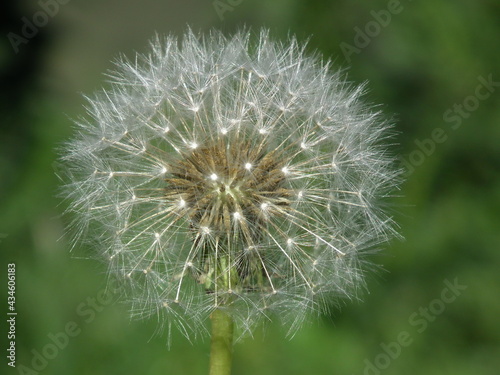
top-left (60, 29), bottom-right (400, 339)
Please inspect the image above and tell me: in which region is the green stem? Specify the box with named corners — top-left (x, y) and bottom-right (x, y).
top-left (209, 308), bottom-right (234, 375)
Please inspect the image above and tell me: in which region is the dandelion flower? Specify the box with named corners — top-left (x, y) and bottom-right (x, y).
top-left (60, 29), bottom-right (399, 350)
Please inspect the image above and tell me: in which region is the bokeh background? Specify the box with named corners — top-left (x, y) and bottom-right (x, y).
top-left (1, 1), bottom-right (499, 374)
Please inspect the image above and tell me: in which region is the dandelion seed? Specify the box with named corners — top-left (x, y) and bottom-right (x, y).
top-left (59, 28), bottom-right (400, 346)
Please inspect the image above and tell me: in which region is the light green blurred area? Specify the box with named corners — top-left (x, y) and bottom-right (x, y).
top-left (1, 0), bottom-right (499, 374)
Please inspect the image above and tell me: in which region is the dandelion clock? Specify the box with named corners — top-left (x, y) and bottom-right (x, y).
top-left (59, 29), bottom-right (400, 375)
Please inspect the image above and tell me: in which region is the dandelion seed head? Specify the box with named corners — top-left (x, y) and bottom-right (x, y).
top-left (59, 28), bottom-right (400, 340)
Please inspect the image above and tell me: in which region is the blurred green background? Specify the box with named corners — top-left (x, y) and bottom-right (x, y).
top-left (1, 0), bottom-right (499, 374)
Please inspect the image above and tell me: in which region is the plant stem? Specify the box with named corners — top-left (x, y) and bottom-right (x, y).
top-left (209, 308), bottom-right (234, 375)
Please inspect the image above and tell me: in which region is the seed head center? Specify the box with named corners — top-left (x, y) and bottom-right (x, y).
top-left (164, 138), bottom-right (291, 237)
